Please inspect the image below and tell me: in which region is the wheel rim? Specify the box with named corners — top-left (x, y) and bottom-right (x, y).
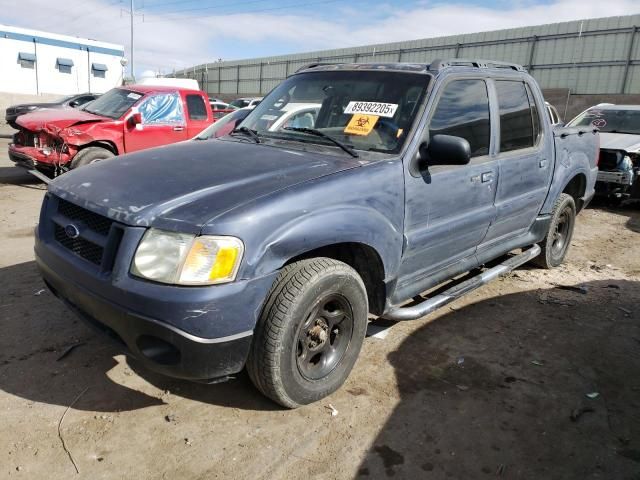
top-left (295, 294), bottom-right (354, 381)
top-left (551, 207), bottom-right (572, 257)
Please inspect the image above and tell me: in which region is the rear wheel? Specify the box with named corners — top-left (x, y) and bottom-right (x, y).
top-left (70, 147), bottom-right (114, 169)
top-left (533, 193), bottom-right (576, 269)
top-left (247, 258), bottom-right (368, 408)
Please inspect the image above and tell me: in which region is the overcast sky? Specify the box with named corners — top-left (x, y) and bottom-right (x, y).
top-left (1, 0), bottom-right (639, 77)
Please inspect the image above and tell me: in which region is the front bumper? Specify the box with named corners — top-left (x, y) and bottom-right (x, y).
top-left (40, 255), bottom-right (253, 381)
top-left (8, 147), bottom-right (37, 169)
top-left (35, 195), bottom-right (278, 381)
top-left (8, 143), bottom-right (71, 167)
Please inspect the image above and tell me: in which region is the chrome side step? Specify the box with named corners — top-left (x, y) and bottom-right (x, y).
top-left (383, 245), bottom-right (541, 321)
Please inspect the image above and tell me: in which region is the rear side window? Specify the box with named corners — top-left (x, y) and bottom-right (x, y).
top-left (526, 84), bottom-right (541, 143)
top-left (496, 81), bottom-right (540, 152)
top-left (429, 79), bottom-right (490, 158)
top-left (186, 94), bottom-right (207, 120)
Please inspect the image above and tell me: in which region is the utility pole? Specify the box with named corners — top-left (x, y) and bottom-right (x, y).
top-left (130, 0), bottom-right (135, 82)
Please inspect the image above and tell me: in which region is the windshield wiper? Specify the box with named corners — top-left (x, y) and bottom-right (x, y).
top-left (230, 126), bottom-right (261, 144)
top-left (283, 127), bottom-right (359, 158)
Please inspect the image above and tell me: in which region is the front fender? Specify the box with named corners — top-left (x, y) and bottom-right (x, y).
top-left (246, 205), bottom-right (403, 280)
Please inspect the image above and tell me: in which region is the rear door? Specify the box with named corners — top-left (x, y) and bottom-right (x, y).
top-left (397, 78), bottom-right (499, 299)
top-left (184, 93), bottom-right (212, 137)
top-left (480, 79), bottom-right (553, 246)
top-left (124, 92), bottom-right (188, 152)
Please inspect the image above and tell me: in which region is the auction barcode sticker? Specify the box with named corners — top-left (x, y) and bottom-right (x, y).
top-left (344, 101), bottom-right (398, 118)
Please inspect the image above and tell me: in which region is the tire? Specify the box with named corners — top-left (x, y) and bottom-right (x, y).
top-left (247, 258), bottom-right (368, 408)
top-left (533, 193), bottom-right (576, 269)
top-left (70, 147), bottom-right (114, 169)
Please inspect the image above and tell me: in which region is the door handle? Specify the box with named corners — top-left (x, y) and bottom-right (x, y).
top-left (539, 159), bottom-right (548, 168)
top-left (481, 172), bottom-right (494, 183)
top-left (173, 126), bottom-right (185, 131)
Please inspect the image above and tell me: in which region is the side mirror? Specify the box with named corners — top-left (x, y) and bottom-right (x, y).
top-left (69, 100), bottom-right (80, 108)
top-left (420, 134), bottom-right (471, 166)
top-left (129, 112), bottom-right (142, 127)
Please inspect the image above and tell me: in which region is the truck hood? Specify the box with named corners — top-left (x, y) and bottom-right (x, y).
top-left (599, 132), bottom-right (640, 153)
top-left (16, 108), bottom-right (107, 132)
top-left (49, 139), bottom-right (361, 232)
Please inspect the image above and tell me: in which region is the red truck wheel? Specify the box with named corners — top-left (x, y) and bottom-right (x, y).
top-left (71, 147), bottom-right (114, 169)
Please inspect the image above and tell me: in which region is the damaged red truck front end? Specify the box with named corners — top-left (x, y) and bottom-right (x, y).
top-left (8, 85), bottom-right (213, 176)
top-left (9, 109), bottom-right (122, 174)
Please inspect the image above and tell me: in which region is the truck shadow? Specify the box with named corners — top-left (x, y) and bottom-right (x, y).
top-left (356, 278), bottom-right (640, 479)
top-left (0, 166), bottom-right (45, 187)
top-left (587, 197), bottom-right (640, 233)
top-left (0, 261), bottom-right (278, 413)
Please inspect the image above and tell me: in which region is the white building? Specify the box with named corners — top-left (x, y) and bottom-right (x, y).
top-left (0, 24), bottom-right (125, 96)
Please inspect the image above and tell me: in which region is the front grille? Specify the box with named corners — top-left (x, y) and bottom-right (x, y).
top-left (54, 224), bottom-right (104, 265)
top-left (599, 150), bottom-right (621, 171)
top-left (53, 197), bottom-right (121, 269)
top-left (58, 198), bottom-right (113, 236)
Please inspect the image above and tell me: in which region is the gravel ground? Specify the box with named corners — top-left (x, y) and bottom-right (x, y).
top-left (1, 139), bottom-right (639, 479)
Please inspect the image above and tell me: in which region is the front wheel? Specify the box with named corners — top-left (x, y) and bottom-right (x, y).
top-left (70, 147), bottom-right (114, 169)
top-left (533, 193), bottom-right (576, 269)
top-left (247, 258), bottom-right (368, 408)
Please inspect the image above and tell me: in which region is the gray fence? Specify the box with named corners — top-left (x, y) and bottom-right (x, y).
top-left (174, 15), bottom-right (640, 97)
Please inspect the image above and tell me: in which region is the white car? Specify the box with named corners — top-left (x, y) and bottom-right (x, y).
top-left (229, 97), bottom-right (263, 109)
top-left (257, 102), bottom-right (321, 131)
top-left (195, 103), bottom-right (321, 140)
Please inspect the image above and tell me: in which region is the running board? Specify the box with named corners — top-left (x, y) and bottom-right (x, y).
top-left (382, 245), bottom-right (541, 321)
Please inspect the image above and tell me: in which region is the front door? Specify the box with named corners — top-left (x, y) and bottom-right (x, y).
top-left (396, 78), bottom-right (498, 302)
top-left (480, 79), bottom-right (553, 246)
top-left (124, 92), bottom-right (188, 153)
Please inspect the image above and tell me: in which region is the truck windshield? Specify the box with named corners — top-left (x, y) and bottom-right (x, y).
top-left (569, 108), bottom-right (640, 135)
top-left (82, 88), bottom-right (143, 119)
top-left (240, 70), bottom-right (430, 154)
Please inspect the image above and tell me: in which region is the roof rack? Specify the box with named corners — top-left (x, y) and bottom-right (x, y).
top-left (295, 62), bottom-right (339, 73)
top-left (428, 59), bottom-right (526, 72)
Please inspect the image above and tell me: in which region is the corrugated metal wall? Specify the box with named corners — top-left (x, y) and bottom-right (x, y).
top-left (175, 14), bottom-right (640, 96)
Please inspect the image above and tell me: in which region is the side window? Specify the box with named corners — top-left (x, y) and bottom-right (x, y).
top-left (139, 93), bottom-right (185, 125)
top-left (186, 94), bottom-right (208, 120)
top-left (496, 81), bottom-right (539, 152)
top-left (526, 84), bottom-right (542, 141)
top-left (429, 79), bottom-right (490, 158)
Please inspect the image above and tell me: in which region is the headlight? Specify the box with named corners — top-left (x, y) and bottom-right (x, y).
top-left (131, 229), bottom-right (244, 285)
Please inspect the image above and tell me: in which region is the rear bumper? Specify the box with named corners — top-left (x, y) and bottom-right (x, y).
top-left (597, 169), bottom-right (633, 185)
top-left (38, 252), bottom-right (255, 381)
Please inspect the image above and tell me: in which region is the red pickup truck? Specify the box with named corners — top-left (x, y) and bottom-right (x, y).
top-left (9, 85), bottom-right (213, 175)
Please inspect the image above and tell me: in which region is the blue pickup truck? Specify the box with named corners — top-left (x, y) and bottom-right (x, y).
top-left (34, 60), bottom-right (598, 408)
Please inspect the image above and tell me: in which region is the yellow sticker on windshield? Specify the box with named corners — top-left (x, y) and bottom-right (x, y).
top-left (344, 114), bottom-right (378, 136)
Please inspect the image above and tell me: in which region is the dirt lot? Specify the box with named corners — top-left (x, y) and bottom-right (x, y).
top-left (1, 137), bottom-right (639, 479)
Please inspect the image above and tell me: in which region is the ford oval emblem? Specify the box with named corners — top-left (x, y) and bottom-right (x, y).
top-left (64, 224), bottom-right (80, 239)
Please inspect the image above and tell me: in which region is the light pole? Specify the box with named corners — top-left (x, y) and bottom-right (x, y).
top-left (130, 0), bottom-right (135, 81)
